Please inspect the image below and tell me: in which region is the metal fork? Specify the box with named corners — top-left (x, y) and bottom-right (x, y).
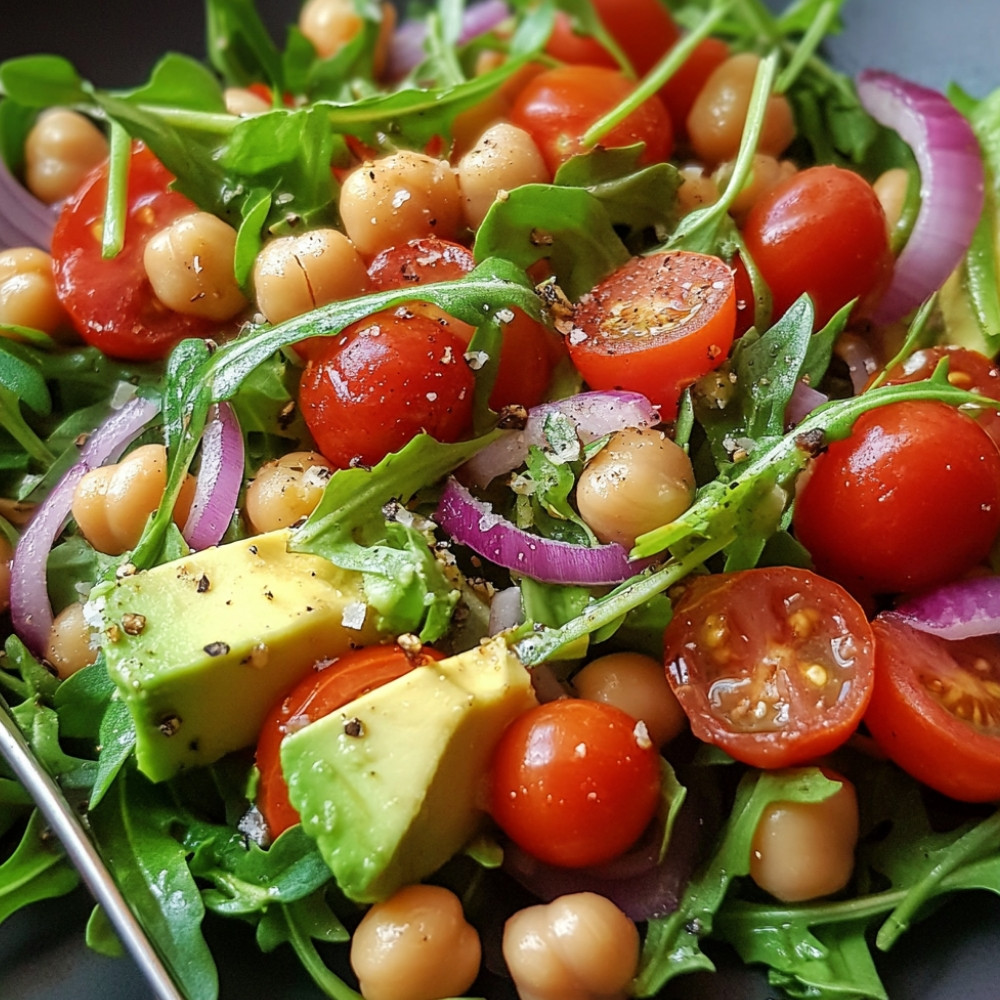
top-left (0, 696), bottom-right (185, 1000)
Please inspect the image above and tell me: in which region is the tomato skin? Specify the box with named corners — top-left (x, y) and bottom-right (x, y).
top-left (741, 165), bottom-right (892, 327)
top-left (256, 644), bottom-right (443, 838)
top-left (660, 37), bottom-right (730, 140)
top-left (489, 698), bottom-right (661, 868)
top-left (51, 144), bottom-right (227, 361)
top-left (866, 614), bottom-right (1000, 802)
top-left (663, 567), bottom-right (875, 768)
top-left (510, 65), bottom-right (674, 175)
top-left (792, 400), bottom-right (1000, 595)
top-left (299, 309), bottom-right (476, 468)
top-left (567, 250), bottom-right (736, 418)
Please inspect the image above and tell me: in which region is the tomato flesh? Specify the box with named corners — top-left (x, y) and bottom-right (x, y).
top-left (663, 567), bottom-right (875, 768)
top-left (489, 698), bottom-right (661, 868)
top-left (866, 613), bottom-right (1000, 802)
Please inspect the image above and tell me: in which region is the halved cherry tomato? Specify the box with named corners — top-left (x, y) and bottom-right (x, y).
top-left (489, 698), bottom-right (661, 868)
top-left (256, 644), bottom-right (443, 838)
top-left (866, 613), bottom-right (1000, 802)
top-left (299, 308), bottom-right (476, 468)
top-left (792, 400), bottom-right (1000, 595)
top-left (663, 566), bottom-right (875, 768)
top-left (50, 143), bottom-right (229, 361)
top-left (509, 65), bottom-right (674, 175)
top-left (567, 250), bottom-right (736, 418)
top-left (741, 165), bottom-right (892, 327)
top-left (366, 237), bottom-right (557, 410)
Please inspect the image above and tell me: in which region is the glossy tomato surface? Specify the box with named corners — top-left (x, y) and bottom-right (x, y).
top-left (489, 698), bottom-right (661, 868)
top-left (567, 250), bottom-right (736, 418)
top-left (792, 400), bottom-right (1000, 595)
top-left (50, 144), bottom-right (228, 361)
top-left (663, 567), bottom-right (875, 768)
top-left (866, 613), bottom-right (1000, 802)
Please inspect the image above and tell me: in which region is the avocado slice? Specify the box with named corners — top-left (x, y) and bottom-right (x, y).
top-left (281, 636), bottom-right (536, 903)
top-left (98, 528), bottom-right (380, 782)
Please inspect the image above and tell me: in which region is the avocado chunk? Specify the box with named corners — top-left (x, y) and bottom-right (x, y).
top-left (281, 636), bottom-right (537, 903)
top-left (98, 529), bottom-right (380, 782)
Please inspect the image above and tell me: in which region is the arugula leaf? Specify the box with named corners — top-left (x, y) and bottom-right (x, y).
top-left (0, 55), bottom-right (88, 107)
top-left (206, 0), bottom-right (285, 89)
top-left (0, 810), bottom-right (80, 924)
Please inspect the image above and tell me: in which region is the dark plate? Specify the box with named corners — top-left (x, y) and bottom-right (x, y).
top-left (2, 2), bottom-right (1000, 998)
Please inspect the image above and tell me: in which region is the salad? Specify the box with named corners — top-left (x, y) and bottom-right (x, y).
top-left (2, 1), bottom-right (1000, 999)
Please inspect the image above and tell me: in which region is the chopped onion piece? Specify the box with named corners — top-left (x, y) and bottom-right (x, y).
top-left (182, 402), bottom-right (244, 551)
top-left (857, 70), bottom-right (984, 324)
top-left (488, 585), bottom-right (524, 634)
top-left (895, 576), bottom-right (1000, 641)
top-left (785, 380), bottom-right (828, 426)
top-left (0, 153), bottom-right (58, 251)
top-left (9, 395), bottom-right (160, 654)
top-left (463, 390), bottom-right (660, 488)
top-left (435, 477), bottom-right (649, 586)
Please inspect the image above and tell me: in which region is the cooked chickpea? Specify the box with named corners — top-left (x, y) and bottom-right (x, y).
top-left (750, 770), bottom-right (859, 903)
top-left (676, 164), bottom-right (719, 215)
top-left (0, 248), bottom-right (70, 337)
top-left (224, 86), bottom-right (272, 117)
top-left (71, 444), bottom-right (196, 556)
top-left (575, 427), bottom-right (696, 549)
top-left (24, 108), bottom-right (109, 205)
top-left (686, 53), bottom-right (796, 166)
top-left (503, 892), bottom-right (639, 1000)
top-left (143, 212), bottom-right (247, 321)
top-left (456, 121), bottom-right (550, 229)
top-left (573, 652), bottom-right (687, 748)
top-left (339, 150), bottom-right (462, 257)
top-left (350, 884), bottom-right (481, 1000)
top-left (45, 602), bottom-right (99, 678)
top-left (0, 534), bottom-right (12, 615)
top-left (252, 229), bottom-right (371, 324)
top-left (244, 451), bottom-right (333, 532)
top-left (873, 166), bottom-right (912, 237)
top-left (714, 153), bottom-right (796, 223)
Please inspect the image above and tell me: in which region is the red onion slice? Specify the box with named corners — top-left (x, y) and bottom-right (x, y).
top-left (182, 402), bottom-right (244, 551)
top-left (463, 390), bottom-right (660, 488)
top-left (10, 394), bottom-right (160, 654)
top-left (784, 380), bottom-right (828, 427)
top-left (894, 576), bottom-right (1000, 641)
top-left (435, 477), bottom-right (649, 585)
top-left (0, 154), bottom-right (58, 252)
top-left (857, 70), bottom-right (984, 325)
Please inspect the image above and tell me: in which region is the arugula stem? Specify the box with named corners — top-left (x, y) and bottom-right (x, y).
top-left (101, 122), bottom-right (130, 259)
top-left (281, 903), bottom-right (363, 1000)
top-left (774, 0), bottom-right (840, 93)
top-left (0, 404), bottom-right (55, 466)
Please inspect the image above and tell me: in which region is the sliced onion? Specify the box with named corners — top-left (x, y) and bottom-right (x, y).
top-left (435, 477), bottom-right (649, 585)
top-left (182, 402), bottom-right (244, 551)
top-left (894, 577), bottom-right (1000, 641)
top-left (857, 70), bottom-right (984, 325)
top-left (0, 154), bottom-right (58, 251)
top-left (463, 390), bottom-right (660, 488)
top-left (785, 380), bottom-right (828, 427)
top-left (9, 394), bottom-right (160, 654)
top-left (488, 585), bottom-right (524, 634)
top-left (386, 0), bottom-right (511, 78)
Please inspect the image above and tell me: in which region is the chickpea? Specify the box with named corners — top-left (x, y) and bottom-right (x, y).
top-left (676, 165), bottom-right (719, 216)
top-left (575, 427), bottom-right (696, 549)
top-left (0, 247), bottom-right (70, 337)
top-left (350, 884), bottom-right (481, 1000)
top-left (24, 108), bottom-right (108, 205)
top-left (0, 534), bottom-right (12, 615)
top-left (573, 652), bottom-right (687, 748)
top-left (45, 602), bottom-right (99, 679)
top-left (873, 166), bottom-right (912, 237)
top-left (224, 86), bottom-right (272, 117)
top-left (750, 770), bottom-right (859, 903)
top-left (503, 892), bottom-right (639, 1000)
top-left (339, 150), bottom-right (462, 257)
top-left (252, 229), bottom-right (371, 325)
top-left (244, 451), bottom-right (333, 532)
top-left (143, 212), bottom-right (248, 321)
top-left (456, 122), bottom-right (550, 229)
top-left (71, 444), bottom-right (197, 556)
top-left (686, 53), bottom-right (796, 166)
top-left (713, 153), bottom-right (796, 223)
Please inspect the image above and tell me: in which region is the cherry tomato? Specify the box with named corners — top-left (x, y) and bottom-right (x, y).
top-left (792, 400), bottom-right (1000, 595)
top-left (659, 36), bottom-right (730, 140)
top-left (866, 613), bottom-right (1000, 802)
top-left (256, 644), bottom-right (443, 838)
top-left (51, 143), bottom-right (228, 361)
top-left (545, 0), bottom-right (681, 76)
top-left (489, 698), bottom-right (661, 868)
top-left (741, 165), bottom-right (893, 327)
top-left (367, 237), bottom-right (557, 410)
top-left (299, 309), bottom-right (476, 468)
top-left (663, 567), bottom-right (875, 768)
top-left (879, 345), bottom-right (1000, 450)
top-left (567, 250), bottom-right (736, 419)
top-left (510, 65), bottom-right (674, 175)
